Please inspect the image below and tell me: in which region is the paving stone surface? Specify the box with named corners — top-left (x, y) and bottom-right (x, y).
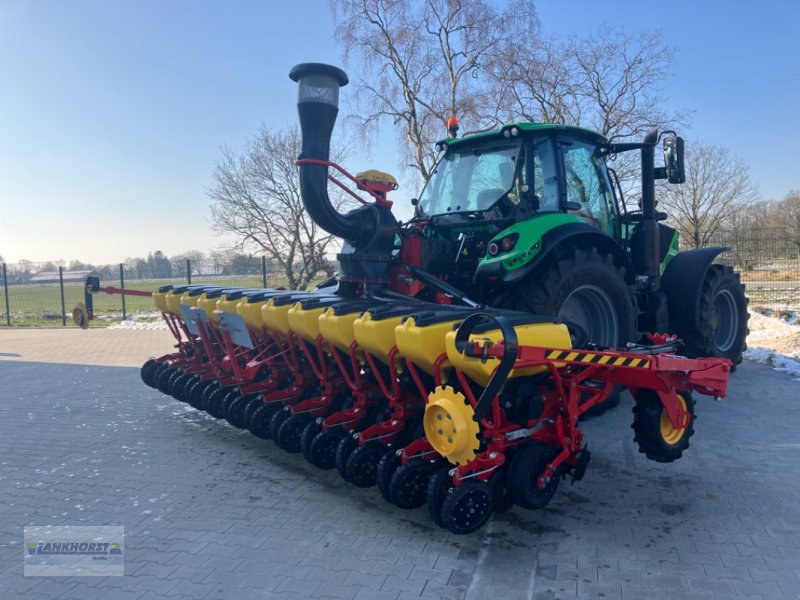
top-left (1, 328), bottom-right (799, 599)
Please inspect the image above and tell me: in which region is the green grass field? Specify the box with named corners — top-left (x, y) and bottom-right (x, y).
top-left (1, 275), bottom-right (285, 327)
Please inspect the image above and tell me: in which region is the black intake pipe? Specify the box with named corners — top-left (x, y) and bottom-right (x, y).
top-left (289, 63), bottom-right (398, 283)
top-left (289, 63), bottom-right (393, 247)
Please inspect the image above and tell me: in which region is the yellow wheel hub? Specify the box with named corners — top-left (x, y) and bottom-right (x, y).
top-left (660, 394), bottom-right (689, 445)
top-left (72, 303), bottom-right (89, 329)
top-left (423, 386), bottom-right (480, 465)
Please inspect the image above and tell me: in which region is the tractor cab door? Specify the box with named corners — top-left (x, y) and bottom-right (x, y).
top-left (559, 140), bottom-right (618, 238)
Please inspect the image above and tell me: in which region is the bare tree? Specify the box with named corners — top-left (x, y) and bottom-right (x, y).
top-left (331, 0), bottom-right (531, 182)
top-left (208, 127), bottom-right (347, 290)
top-left (658, 141), bottom-right (758, 248)
top-left (777, 190), bottom-right (800, 253)
top-left (493, 27), bottom-right (688, 141)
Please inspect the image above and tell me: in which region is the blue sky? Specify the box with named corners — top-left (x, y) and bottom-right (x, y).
top-left (0, 0), bottom-right (797, 264)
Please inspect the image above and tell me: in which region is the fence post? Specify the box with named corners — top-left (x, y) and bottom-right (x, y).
top-left (186, 259), bottom-right (192, 284)
top-left (119, 263), bottom-right (127, 320)
top-left (2, 263), bottom-right (9, 326)
top-left (262, 256), bottom-right (267, 288)
top-left (58, 266), bottom-right (66, 326)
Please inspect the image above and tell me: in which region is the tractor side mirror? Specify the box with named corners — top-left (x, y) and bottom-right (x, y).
top-left (663, 136), bottom-right (685, 184)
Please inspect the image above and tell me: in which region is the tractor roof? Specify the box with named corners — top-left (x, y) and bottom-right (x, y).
top-left (439, 121), bottom-right (607, 148)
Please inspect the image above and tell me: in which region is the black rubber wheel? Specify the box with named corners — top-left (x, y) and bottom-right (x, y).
top-left (179, 374), bottom-right (196, 398)
top-left (248, 403), bottom-right (280, 440)
top-left (427, 467), bottom-right (453, 527)
top-left (149, 362), bottom-right (169, 389)
top-left (171, 373), bottom-right (193, 402)
top-left (242, 395), bottom-right (263, 427)
top-left (226, 394), bottom-right (253, 429)
top-left (140, 359), bottom-right (159, 387)
top-left (189, 381), bottom-right (211, 410)
top-left (186, 378), bottom-right (210, 410)
top-left (632, 390), bottom-right (695, 463)
top-left (205, 388), bottom-right (228, 419)
top-left (167, 369), bottom-right (184, 397)
top-left (345, 444), bottom-right (389, 488)
top-left (156, 366), bottom-right (176, 395)
top-left (440, 481), bottom-right (493, 535)
top-left (335, 434), bottom-right (359, 481)
top-left (488, 467), bottom-right (514, 513)
top-left (389, 459), bottom-right (436, 509)
top-left (219, 389), bottom-right (240, 420)
top-left (675, 265), bottom-right (749, 367)
top-left (300, 421), bottom-right (321, 463)
top-left (269, 408), bottom-right (292, 447)
top-left (508, 442), bottom-right (560, 509)
top-left (309, 429), bottom-right (347, 470)
top-left (376, 450), bottom-right (402, 503)
top-left (275, 414), bottom-right (311, 453)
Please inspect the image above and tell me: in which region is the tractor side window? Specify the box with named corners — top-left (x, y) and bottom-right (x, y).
top-left (533, 139), bottom-right (558, 211)
top-left (563, 142), bottom-right (613, 233)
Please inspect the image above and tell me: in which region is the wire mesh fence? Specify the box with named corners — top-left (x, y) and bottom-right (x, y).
top-left (686, 227), bottom-right (800, 318)
top-left (0, 257), bottom-right (286, 327)
top-left (2, 227), bottom-right (799, 326)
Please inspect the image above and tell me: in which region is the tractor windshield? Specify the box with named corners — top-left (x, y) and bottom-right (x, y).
top-left (418, 142), bottom-right (521, 216)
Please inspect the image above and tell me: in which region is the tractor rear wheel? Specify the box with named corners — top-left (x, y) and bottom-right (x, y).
top-left (508, 442), bottom-right (561, 509)
top-left (632, 390), bottom-right (695, 463)
top-left (676, 265), bottom-right (748, 366)
top-left (493, 245), bottom-right (636, 416)
top-left (493, 245), bottom-right (636, 349)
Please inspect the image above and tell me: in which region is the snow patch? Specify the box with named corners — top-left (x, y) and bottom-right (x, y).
top-left (745, 311), bottom-right (800, 380)
top-left (108, 317), bottom-right (168, 330)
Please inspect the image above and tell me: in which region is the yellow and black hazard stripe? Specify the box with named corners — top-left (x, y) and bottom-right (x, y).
top-left (545, 349), bottom-right (651, 369)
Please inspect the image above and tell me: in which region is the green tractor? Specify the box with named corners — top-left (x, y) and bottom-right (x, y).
top-left (416, 121), bottom-right (748, 363)
top-left (292, 63), bottom-right (749, 367)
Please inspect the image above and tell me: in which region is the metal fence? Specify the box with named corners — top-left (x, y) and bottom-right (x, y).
top-left (2, 227), bottom-right (799, 326)
top-left (0, 257), bottom-right (283, 327)
top-left (686, 227), bottom-right (800, 317)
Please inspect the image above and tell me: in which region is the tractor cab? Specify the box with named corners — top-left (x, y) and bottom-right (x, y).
top-left (418, 123), bottom-right (618, 238)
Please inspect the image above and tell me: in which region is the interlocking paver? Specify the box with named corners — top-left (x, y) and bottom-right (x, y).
top-left (2, 331), bottom-right (800, 600)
